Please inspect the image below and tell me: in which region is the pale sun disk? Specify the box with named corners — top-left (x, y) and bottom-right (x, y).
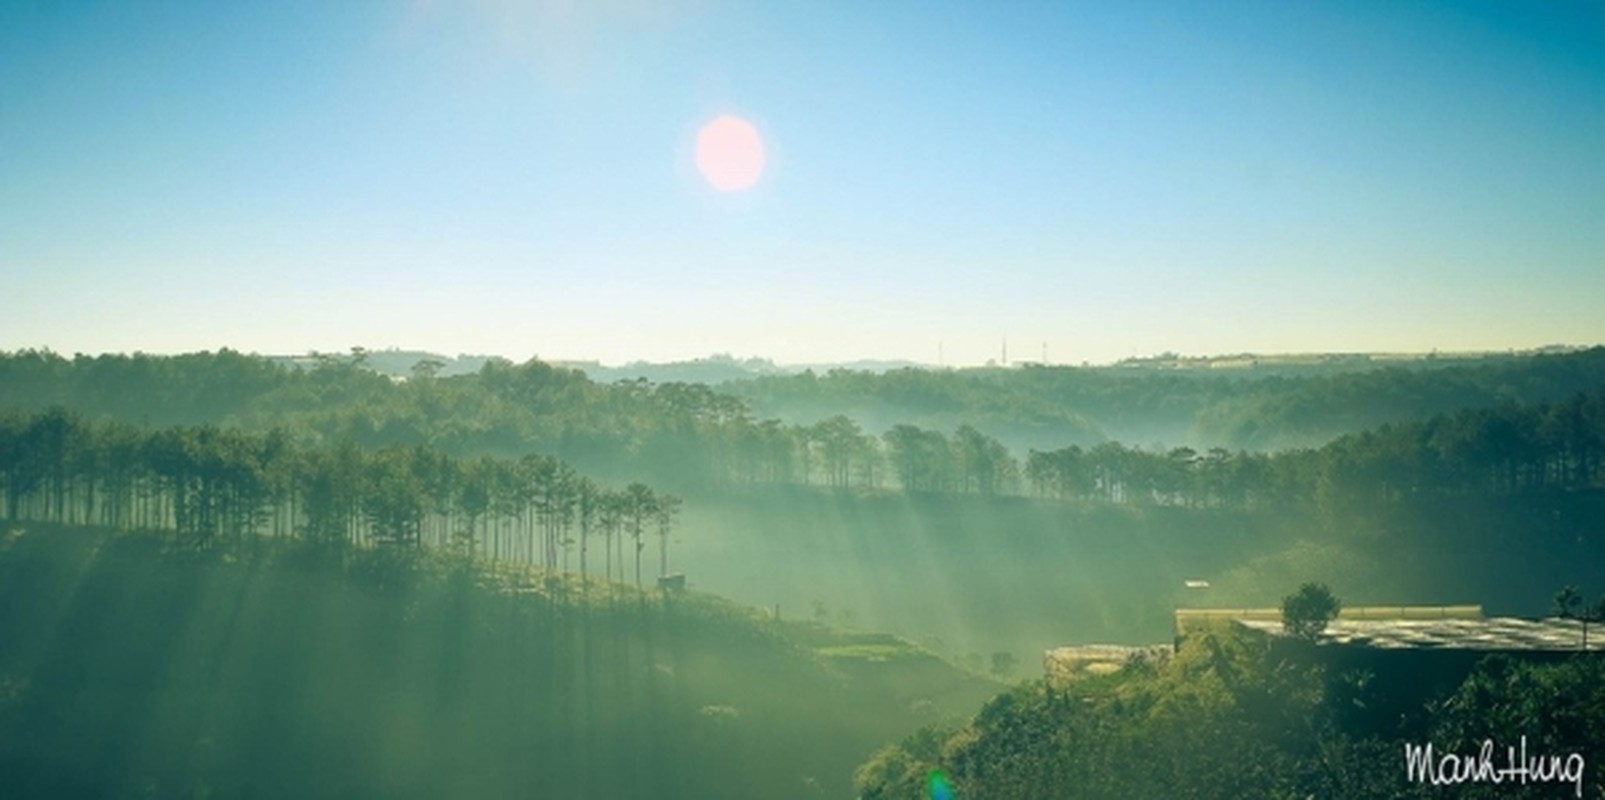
top-left (695, 115), bottom-right (765, 191)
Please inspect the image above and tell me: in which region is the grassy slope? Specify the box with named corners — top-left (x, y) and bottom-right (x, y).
top-left (672, 486), bottom-right (1605, 661)
top-left (2, 495), bottom-right (1598, 797)
top-left (677, 487), bottom-right (1275, 657)
top-left (0, 525), bottom-right (998, 799)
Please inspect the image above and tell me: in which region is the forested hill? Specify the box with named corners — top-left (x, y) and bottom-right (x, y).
top-left (0, 525), bottom-right (998, 799)
top-left (2, 347), bottom-right (1604, 495)
top-left (722, 347), bottom-right (1605, 451)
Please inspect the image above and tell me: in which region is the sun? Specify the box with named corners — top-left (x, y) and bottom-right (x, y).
top-left (694, 115), bottom-right (766, 192)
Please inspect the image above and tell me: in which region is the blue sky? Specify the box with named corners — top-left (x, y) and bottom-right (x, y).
top-left (3, 0), bottom-right (1602, 365)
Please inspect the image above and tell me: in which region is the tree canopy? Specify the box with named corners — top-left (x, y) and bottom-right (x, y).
top-left (1281, 582), bottom-right (1342, 640)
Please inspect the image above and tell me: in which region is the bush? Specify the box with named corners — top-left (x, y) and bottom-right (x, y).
top-left (1281, 582), bottom-right (1341, 640)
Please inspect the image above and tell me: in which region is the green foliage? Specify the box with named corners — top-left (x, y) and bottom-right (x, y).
top-left (0, 409), bottom-right (680, 588)
top-left (858, 626), bottom-right (1340, 799)
top-left (1554, 584), bottom-right (1584, 618)
top-left (858, 622), bottom-right (1605, 799)
top-left (8, 348), bottom-right (1605, 795)
top-left (989, 651), bottom-right (1017, 678)
top-left (0, 526), bottom-right (997, 799)
top-left (1431, 655), bottom-right (1605, 773)
top-left (1549, 584), bottom-right (1605, 650)
top-left (728, 348), bottom-right (1605, 452)
top-left (5, 349), bottom-right (1605, 514)
top-left (1281, 582), bottom-right (1342, 640)
top-left (854, 723), bottom-right (960, 800)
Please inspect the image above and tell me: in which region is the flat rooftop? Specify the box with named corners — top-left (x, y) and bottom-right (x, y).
top-left (1236, 616), bottom-right (1602, 651)
top-left (1176, 606), bottom-right (1603, 651)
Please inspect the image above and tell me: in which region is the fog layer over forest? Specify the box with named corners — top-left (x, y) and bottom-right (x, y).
top-left (3, 346), bottom-right (1605, 797)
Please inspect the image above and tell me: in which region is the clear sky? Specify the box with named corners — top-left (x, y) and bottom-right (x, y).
top-left (3, 1), bottom-right (1603, 366)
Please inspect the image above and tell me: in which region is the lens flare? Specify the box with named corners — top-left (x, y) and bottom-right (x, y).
top-left (928, 769), bottom-right (954, 799)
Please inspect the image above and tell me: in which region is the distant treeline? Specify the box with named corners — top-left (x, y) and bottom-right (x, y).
top-left (0, 409), bottom-right (679, 586)
top-left (2, 348), bottom-right (1603, 503)
top-left (1027, 388), bottom-right (1605, 517)
top-left (724, 347), bottom-right (1605, 450)
top-left (0, 349), bottom-right (1019, 495)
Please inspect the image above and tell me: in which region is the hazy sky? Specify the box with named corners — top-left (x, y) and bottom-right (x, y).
top-left (3, 1), bottom-right (1603, 366)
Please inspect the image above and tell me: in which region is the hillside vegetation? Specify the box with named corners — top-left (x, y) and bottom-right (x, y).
top-left (858, 623), bottom-right (1605, 799)
top-left (0, 524), bottom-right (997, 799)
top-left (4, 347), bottom-right (1605, 795)
top-left (5, 347), bottom-right (1605, 492)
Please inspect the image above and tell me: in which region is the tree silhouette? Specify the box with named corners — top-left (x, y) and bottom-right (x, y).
top-left (624, 483), bottom-right (656, 587)
top-left (655, 493), bottom-right (681, 578)
top-left (1281, 583), bottom-right (1341, 641)
top-left (0, 407), bottom-right (680, 585)
top-left (1553, 585), bottom-right (1605, 650)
